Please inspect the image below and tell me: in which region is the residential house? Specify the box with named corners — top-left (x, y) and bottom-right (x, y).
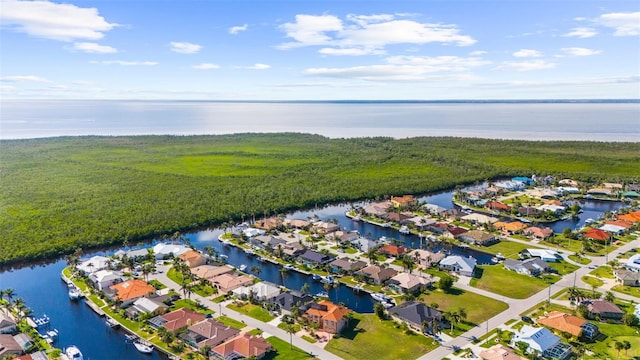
top-left (149, 308), bottom-right (206, 333)
top-left (605, 220), bottom-right (633, 230)
top-left (383, 212), bottom-right (412, 223)
top-left (13, 351), bottom-right (48, 360)
top-left (391, 195), bottom-right (416, 208)
top-left (253, 217), bottom-right (281, 231)
top-left (326, 231), bottom-right (359, 244)
top-left (212, 333), bottom-right (272, 359)
top-left (303, 300), bottom-right (350, 334)
top-left (494, 221), bottom-right (527, 235)
top-left (126, 296), bottom-right (169, 318)
top-left (585, 300), bottom-right (624, 320)
top-left (190, 265), bottom-right (234, 281)
top-left (329, 257), bottom-right (367, 274)
top-left (378, 245), bottom-right (408, 258)
top-left (298, 250), bottom-right (334, 267)
top-left (89, 270), bottom-right (123, 291)
top-left (311, 221), bottom-right (339, 235)
top-left (599, 224), bottom-right (627, 235)
top-left (76, 255), bottom-right (110, 274)
top-left (615, 269), bottom-right (640, 286)
top-left (180, 318), bottom-right (240, 350)
top-left (461, 213), bottom-right (498, 225)
top-left (514, 325), bottom-right (572, 360)
top-left (518, 207), bottom-right (541, 217)
top-left (388, 301), bottom-right (441, 334)
top-left (523, 227), bottom-right (554, 240)
top-left (388, 273), bottom-right (431, 294)
top-left (107, 279), bottom-right (156, 307)
top-left (587, 188), bottom-right (615, 196)
top-left (280, 242), bottom-right (306, 260)
top-left (0, 312), bottom-right (17, 334)
top-left (406, 216), bottom-right (436, 230)
top-left (12, 333), bottom-right (33, 353)
top-left (178, 250), bottom-right (207, 268)
top-left (445, 226), bottom-right (468, 239)
top-left (232, 282), bottom-right (281, 302)
top-left (559, 179), bottom-right (579, 187)
top-left (210, 273), bottom-right (254, 293)
top-left (282, 219), bottom-right (311, 229)
top-left (242, 227), bottom-right (266, 238)
top-left (425, 222), bottom-right (449, 235)
top-left (350, 237), bottom-right (378, 252)
top-left (439, 256), bottom-right (477, 277)
top-left (267, 291), bottom-right (314, 315)
top-left (537, 311), bottom-right (599, 340)
top-left (537, 204), bottom-right (566, 214)
top-left (153, 243), bottom-right (191, 259)
top-left (504, 258), bottom-right (549, 276)
top-left (362, 201), bottom-right (391, 217)
top-left (446, 208), bottom-right (466, 218)
top-left (603, 182), bottom-right (623, 190)
top-left (423, 204), bottom-right (447, 216)
top-left (624, 254), bottom-right (640, 272)
top-left (513, 176), bottom-right (535, 185)
top-left (411, 249), bottom-right (446, 268)
top-left (249, 235), bottom-right (286, 250)
top-left (479, 345), bottom-right (528, 360)
top-left (457, 230), bottom-right (498, 246)
top-left (521, 249), bottom-right (561, 262)
top-left (356, 265), bottom-right (398, 285)
top-left (582, 228), bottom-right (611, 243)
top-left (486, 201), bottom-right (511, 212)
top-left (622, 191), bottom-right (640, 199)
top-left (0, 334), bottom-right (22, 358)
top-left (617, 211), bottom-right (640, 224)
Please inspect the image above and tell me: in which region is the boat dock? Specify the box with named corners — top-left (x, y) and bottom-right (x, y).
top-left (85, 300), bottom-right (105, 316)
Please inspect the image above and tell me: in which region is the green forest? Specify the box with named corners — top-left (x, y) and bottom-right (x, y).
top-left (1, 134), bottom-right (639, 266)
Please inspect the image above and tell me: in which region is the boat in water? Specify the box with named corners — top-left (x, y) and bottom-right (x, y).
top-left (68, 285), bottom-right (82, 300)
top-left (283, 264), bottom-right (295, 271)
top-left (239, 264), bottom-right (247, 271)
top-left (245, 248), bottom-right (255, 255)
top-left (133, 339), bottom-right (154, 354)
top-left (399, 226), bottom-right (410, 234)
top-left (315, 291), bottom-right (329, 298)
top-left (311, 274), bottom-right (322, 281)
top-left (105, 317), bottom-right (120, 328)
top-left (42, 329), bottom-right (58, 345)
top-left (65, 345), bottom-right (83, 360)
top-left (321, 275), bottom-right (335, 285)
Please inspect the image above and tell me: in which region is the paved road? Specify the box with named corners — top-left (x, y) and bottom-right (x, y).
top-left (149, 267), bottom-right (342, 360)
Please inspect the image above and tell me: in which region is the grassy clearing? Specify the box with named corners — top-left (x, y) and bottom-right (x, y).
top-left (482, 240), bottom-right (540, 259)
top-left (470, 265), bottom-right (557, 299)
top-left (547, 261), bottom-right (579, 276)
top-left (581, 276), bottom-right (605, 288)
top-left (278, 322), bottom-right (301, 333)
top-left (215, 315), bottom-right (247, 329)
top-left (227, 302), bottom-right (275, 322)
top-left (325, 314), bottom-right (439, 360)
top-left (611, 284), bottom-right (640, 298)
top-left (302, 335), bottom-right (317, 343)
top-left (421, 288), bottom-right (508, 324)
top-left (568, 254), bottom-right (591, 264)
top-left (264, 336), bottom-right (313, 360)
top-left (584, 323), bottom-right (640, 360)
top-left (589, 266), bottom-right (614, 279)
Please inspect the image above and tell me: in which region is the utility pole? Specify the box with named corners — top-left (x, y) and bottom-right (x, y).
top-left (573, 272), bottom-right (576, 288)
top-left (547, 285), bottom-right (551, 307)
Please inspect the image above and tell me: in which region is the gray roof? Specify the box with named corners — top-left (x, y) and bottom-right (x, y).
top-left (299, 250), bottom-right (333, 264)
top-left (388, 301), bottom-right (441, 327)
top-left (269, 291), bottom-right (314, 312)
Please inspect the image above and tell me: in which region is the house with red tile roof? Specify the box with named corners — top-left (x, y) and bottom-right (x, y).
top-left (494, 221), bottom-right (527, 234)
top-left (486, 201), bottom-right (511, 212)
top-left (616, 211), bottom-right (640, 224)
top-left (523, 227), bottom-right (554, 240)
top-left (108, 279), bottom-right (156, 306)
top-left (210, 273), bottom-right (254, 293)
top-left (212, 333), bottom-right (272, 359)
top-left (605, 220), bottom-right (633, 229)
top-left (150, 308), bottom-right (206, 333)
top-left (479, 345), bottom-right (528, 360)
top-left (537, 311), bottom-right (599, 339)
top-left (253, 217), bottom-right (281, 231)
top-left (378, 244), bottom-right (408, 258)
top-left (582, 228), bottom-right (611, 242)
top-left (303, 300), bottom-right (351, 334)
top-left (391, 195), bottom-right (416, 208)
top-left (178, 250), bottom-right (206, 268)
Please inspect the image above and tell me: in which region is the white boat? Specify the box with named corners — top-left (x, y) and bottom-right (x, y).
top-left (65, 345), bottom-right (83, 360)
top-left (353, 215), bottom-right (362, 222)
top-left (245, 248), bottom-right (255, 255)
top-left (353, 284), bottom-right (363, 292)
top-left (315, 291), bottom-right (329, 298)
top-left (283, 264), bottom-right (295, 271)
top-left (585, 218), bottom-right (595, 224)
top-left (311, 274), bottom-right (322, 281)
top-left (371, 292), bottom-right (389, 303)
top-left (133, 340), bottom-right (154, 354)
top-left (239, 264), bottom-right (247, 271)
top-left (382, 301), bottom-right (394, 309)
top-left (399, 226), bottom-right (410, 234)
top-left (220, 239), bottom-right (230, 245)
top-left (105, 317), bottom-right (119, 328)
top-left (495, 253), bottom-right (505, 260)
top-left (321, 275), bottom-right (335, 284)
top-left (382, 223), bottom-right (391, 228)
top-left (68, 286), bottom-right (82, 300)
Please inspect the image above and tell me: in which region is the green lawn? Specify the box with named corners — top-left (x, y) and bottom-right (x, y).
top-left (470, 265), bottom-right (557, 299)
top-left (227, 302), bottom-right (275, 322)
top-left (421, 288), bottom-right (508, 325)
top-left (278, 322), bottom-right (301, 333)
top-left (611, 284), bottom-right (640, 298)
top-left (215, 315), bottom-right (247, 329)
top-left (302, 335), bottom-right (317, 343)
top-left (482, 240), bottom-right (540, 259)
top-left (171, 299), bottom-right (215, 315)
top-left (589, 266), bottom-right (614, 279)
top-left (325, 314), bottom-right (439, 360)
top-left (583, 322), bottom-right (640, 360)
top-left (581, 275), bottom-right (605, 288)
top-left (547, 261), bottom-right (579, 276)
top-left (568, 254), bottom-right (591, 264)
top-left (148, 279), bottom-right (167, 290)
top-left (264, 336), bottom-right (314, 360)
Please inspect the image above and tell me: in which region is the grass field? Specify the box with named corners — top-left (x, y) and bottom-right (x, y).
top-left (470, 265), bottom-right (557, 299)
top-left (227, 302), bottom-right (275, 322)
top-left (264, 336), bottom-right (313, 360)
top-left (421, 287), bottom-right (508, 324)
top-left (568, 254), bottom-right (591, 264)
top-left (584, 323), bottom-right (640, 360)
top-left (2, 134), bottom-right (638, 266)
top-left (547, 261), bottom-right (579, 276)
top-left (482, 240), bottom-right (541, 259)
top-left (581, 275), bottom-right (605, 288)
top-left (589, 266), bottom-right (614, 279)
top-left (325, 314), bottom-right (439, 360)
top-left (611, 284), bottom-right (640, 298)
top-left (215, 315), bottom-right (247, 329)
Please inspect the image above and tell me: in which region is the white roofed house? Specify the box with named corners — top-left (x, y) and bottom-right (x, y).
top-left (439, 255), bottom-right (477, 277)
top-left (77, 255), bottom-right (110, 274)
top-left (514, 325), bottom-right (572, 359)
top-left (504, 258), bottom-right (549, 276)
top-left (350, 237), bottom-right (378, 252)
top-left (153, 243), bottom-right (190, 259)
top-left (623, 254), bottom-right (640, 272)
top-left (89, 269), bottom-right (124, 291)
top-left (232, 282), bottom-right (281, 302)
top-left (521, 249), bottom-right (561, 262)
top-left (388, 273), bottom-right (431, 294)
top-left (423, 204), bottom-right (447, 216)
top-left (461, 213), bottom-right (498, 225)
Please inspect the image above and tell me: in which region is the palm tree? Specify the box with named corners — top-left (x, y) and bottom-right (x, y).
top-left (457, 307), bottom-right (467, 324)
top-left (402, 255), bottom-right (415, 274)
top-left (284, 323), bottom-right (296, 349)
top-left (279, 267), bottom-right (287, 287)
top-left (366, 248), bottom-right (378, 265)
top-left (615, 341), bottom-right (624, 359)
top-left (4, 289), bottom-right (15, 306)
top-left (250, 266), bottom-right (261, 277)
top-left (300, 283), bottom-right (311, 295)
top-left (623, 340), bottom-right (631, 357)
top-left (333, 282), bottom-right (340, 301)
top-left (605, 291), bottom-right (616, 303)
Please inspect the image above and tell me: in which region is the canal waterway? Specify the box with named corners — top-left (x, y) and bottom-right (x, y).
top-left (0, 190), bottom-right (624, 359)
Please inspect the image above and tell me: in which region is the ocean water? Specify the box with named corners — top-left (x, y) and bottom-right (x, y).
top-left (1, 100), bottom-right (638, 141)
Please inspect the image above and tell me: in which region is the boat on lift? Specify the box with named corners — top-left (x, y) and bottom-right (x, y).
top-left (68, 285), bottom-right (82, 300)
top-left (65, 345), bottom-right (83, 360)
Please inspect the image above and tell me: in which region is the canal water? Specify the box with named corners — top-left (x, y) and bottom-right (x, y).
top-left (0, 190), bottom-right (623, 359)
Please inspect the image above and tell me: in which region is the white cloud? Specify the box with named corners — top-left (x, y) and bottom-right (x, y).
top-left (192, 63), bottom-right (220, 70)
top-left (0, 85), bottom-right (19, 93)
top-left (561, 47), bottom-right (601, 56)
top-left (169, 41), bottom-right (202, 54)
top-left (595, 12), bottom-right (640, 36)
top-left (72, 42), bottom-right (117, 54)
top-left (470, 50), bottom-right (487, 56)
top-left (278, 13), bottom-right (476, 54)
top-left (513, 49), bottom-right (542, 58)
top-left (303, 55), bottom-right (489, 81)
top-left (0, 0), bottom-right (117, 41)
top-left (563, 27), bottom-right (598, 38)
top-left (319, 47), bottom-right (384, 56)
top-left (90, 60), bottom-right (158, 66)
top-left (236, 63), bottom-right (271, 70)
top-left (494, 60), bottom-right (556, 72)
top-left (1, 75), bottom-right (52, 83)
top-left (478, 75), bottom-right (639, 88)
top-left (229, 24), bottom-right (248, 34)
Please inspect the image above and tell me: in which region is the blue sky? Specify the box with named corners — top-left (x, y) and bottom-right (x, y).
top-left (1, 0), bottom-right (639, 100)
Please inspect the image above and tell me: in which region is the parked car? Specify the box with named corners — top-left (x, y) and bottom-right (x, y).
top-left (521, 315), bottom-right (533, 323)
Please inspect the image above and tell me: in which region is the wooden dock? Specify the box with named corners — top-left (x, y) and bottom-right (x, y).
top-left (84, 300), bottom-right (105, 316)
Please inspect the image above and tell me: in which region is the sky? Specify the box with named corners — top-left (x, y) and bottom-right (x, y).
top-left (1, 0), bottom-right (639, 100)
